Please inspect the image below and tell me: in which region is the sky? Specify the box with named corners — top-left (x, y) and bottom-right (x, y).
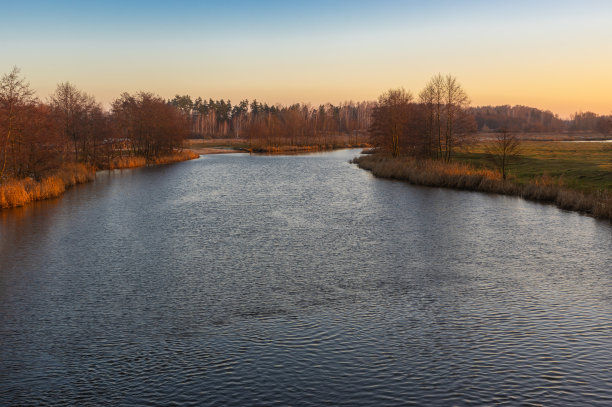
top-left (2, 0), bottom-right (611, 118)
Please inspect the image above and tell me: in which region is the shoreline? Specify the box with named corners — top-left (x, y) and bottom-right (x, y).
top-left (245, 144), bottom-right (369, 154)
top-left (0, 150), bottom-right (199, 210)
top-left (353, 154), bottom-right (612, 221)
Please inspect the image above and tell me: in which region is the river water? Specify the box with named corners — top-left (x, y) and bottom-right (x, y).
top-left (1, 149), bottom-right (611, 406)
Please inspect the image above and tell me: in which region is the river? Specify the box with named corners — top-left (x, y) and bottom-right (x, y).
top-left (1, 149), bottom-right (611, 405)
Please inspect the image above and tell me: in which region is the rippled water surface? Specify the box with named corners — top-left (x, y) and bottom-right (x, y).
top-left (1, 149), bottom-right (611, 406)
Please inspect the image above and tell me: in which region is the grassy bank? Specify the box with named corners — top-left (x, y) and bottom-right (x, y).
top-left (1, 150), bottom-right (199, 209)
top-left (353, 154), bottom-right (612, 220)
top-left (455, 141), bottom-right (612, 192)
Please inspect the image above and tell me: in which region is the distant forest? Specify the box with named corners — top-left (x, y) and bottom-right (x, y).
top-left (169, 95), bottom-right (374, 149)
top-left (469, 105), bottom-right (612, 133)
top-left (171, 96), bottom-right (612, 139)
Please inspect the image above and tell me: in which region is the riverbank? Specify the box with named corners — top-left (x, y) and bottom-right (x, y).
top-left (183, 137), bottom-right (370, 155)
top-left (0, 150), bottom-right (199, 209)
top-left (183, 138), bottom-right (248, 155)
top-left (247, 143), bottom-right (369, 154)
top-left (353, 154), bottom-right (612, 220)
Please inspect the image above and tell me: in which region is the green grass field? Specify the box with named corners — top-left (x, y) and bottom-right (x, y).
top-left (455, 141), bottom-right (612, 192)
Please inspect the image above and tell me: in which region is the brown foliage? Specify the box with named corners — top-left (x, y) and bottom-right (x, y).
top-left (111, 92), bottom-right (189, 159)
top-left (371, 76), bottom-right (476, 161)
top-left (244, 103), bottom-right (372, 151)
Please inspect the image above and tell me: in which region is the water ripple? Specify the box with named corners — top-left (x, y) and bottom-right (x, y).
top-left (0, 150), bottom-right (611, 405)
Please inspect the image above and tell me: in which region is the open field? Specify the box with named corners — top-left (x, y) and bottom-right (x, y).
top-left (472, 131), bottom-right (612, 142)
top-left (455, 141), bottom-right (612, 192)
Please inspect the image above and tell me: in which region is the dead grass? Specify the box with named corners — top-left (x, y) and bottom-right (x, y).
top-left (353, 154), bottom-right (612, 221)
top-left (1, 151), bottom-right (199, 209)
top-left (108, 156), bottom-right (147, 169)
top-left (1, 163), bottom-right (95, 209)
top-left (105, 150), bottom-right (199, 169)
top-left (148, 150), bottom-right (199, 165)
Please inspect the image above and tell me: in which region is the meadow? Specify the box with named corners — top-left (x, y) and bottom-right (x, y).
top-left (455, 140), bottom-right (612, 192)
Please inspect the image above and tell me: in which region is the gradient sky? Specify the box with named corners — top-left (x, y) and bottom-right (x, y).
top-left (2, 0), bottom-right (611, 117)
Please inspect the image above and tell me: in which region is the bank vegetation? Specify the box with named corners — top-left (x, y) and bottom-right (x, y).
top-left (355, 74), bottom-right (612, 220)
top-left (0, 67), bottom-right (197, 209)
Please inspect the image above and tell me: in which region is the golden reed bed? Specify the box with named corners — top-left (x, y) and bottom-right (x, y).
top-left (1, 151), bottom-right (199, 209)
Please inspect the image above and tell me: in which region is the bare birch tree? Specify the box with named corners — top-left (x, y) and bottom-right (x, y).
top-left (443, 75), bottom-right (470, 162)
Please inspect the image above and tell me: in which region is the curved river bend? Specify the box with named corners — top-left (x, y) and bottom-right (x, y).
top-left (1, 149), bottom-right (611, 406)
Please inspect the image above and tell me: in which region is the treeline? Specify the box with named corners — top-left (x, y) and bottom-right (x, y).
top-left (470, 105), bottom-right (612, 134)
top-left (0, 67), bottom-right (190, 185)
top-left (370, 74), bottom-right (476, 161)
top-left (244, 102), bottom-right (373, 151)
top-left (170, 95), bottom-right (374, 148)
top-left (470, 105), bottom-right (565, 132)
top-left (569, 111), bottom-right (612, 133)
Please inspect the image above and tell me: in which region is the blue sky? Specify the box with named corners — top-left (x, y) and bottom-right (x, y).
top-left (2, 0), bottom-right (611, 116)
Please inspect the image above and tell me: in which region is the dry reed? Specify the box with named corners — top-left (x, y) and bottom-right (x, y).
top-left (1, 150), bottom-right (198, 210)
top-left (353, 154), bottom-right (612, 221)
top-left (108, 156), bottom-right (147, 169)
top-left (1, 163), bottom-right (95, 209)
top-left (148, 150), bottom-right (199, 165)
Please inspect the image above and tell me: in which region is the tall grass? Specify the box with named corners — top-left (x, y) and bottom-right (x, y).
top-left (0, 163), bottom-right (95, 209)
top-left (108, 156), bottom-right (147, 169)
top-left (104, 150), bottom-right (199, 169)
top-left (148, 150), bottom-right (199, 165)
top-left (353, 154), bottom-right (612, 221)
top-left (1, 150), bottom-right (199, 209)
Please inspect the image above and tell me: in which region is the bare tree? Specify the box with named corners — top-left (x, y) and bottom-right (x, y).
top-left (111, 92), bottom-right (189, 160)
top-left (371, 88), bottom-right (413, 157)
top-left (50, 82), bottom-right (98, 162)
top-left (419, 74), bottom-right (446, 159)
top-left (486, 129), bottom-right (521, 180)
top-left (443, 74), bottom-right (470, 162)
top-left (0, 67), bottom-right (36, 182)
top-left (418, 81), bottom-right (437, 158)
